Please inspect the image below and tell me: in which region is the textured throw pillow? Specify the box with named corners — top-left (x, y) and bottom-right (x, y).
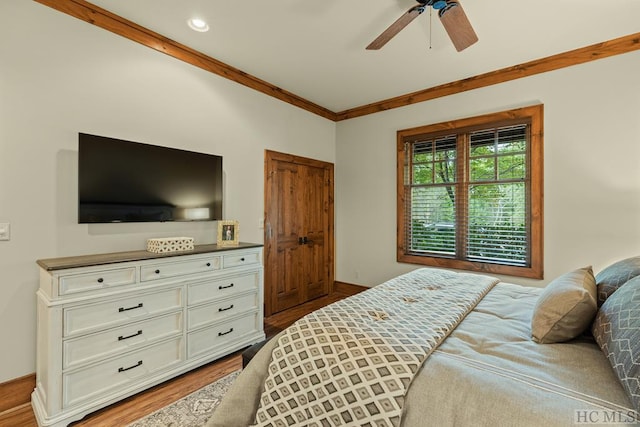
top-left (531, 266), bottom-right (597, 344)
top-left (592, 275), bottom-right (640, 412)
top-left (595, 256), bottom-right (640, 306)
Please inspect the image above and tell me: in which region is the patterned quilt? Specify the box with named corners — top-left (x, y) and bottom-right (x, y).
top-left (252, 268), bottom-right (499, 427)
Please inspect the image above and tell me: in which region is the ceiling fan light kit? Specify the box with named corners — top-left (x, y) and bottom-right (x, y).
top-left (367, 0), bottom-right (478, 52)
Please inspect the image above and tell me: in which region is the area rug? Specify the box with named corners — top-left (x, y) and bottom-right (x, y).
top-left (127, 370), bottom-right (240, 427)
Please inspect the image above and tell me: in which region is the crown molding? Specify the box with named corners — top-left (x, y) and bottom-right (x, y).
top-left (33, 1), bottom-right (640, 122)
top-left (335, 32), bottom-right (640, 121)
top-left (33, 0), bottom-right (337, 121)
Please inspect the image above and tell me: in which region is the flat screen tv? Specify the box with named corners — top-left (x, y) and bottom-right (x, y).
top-left (78, 133), bottom-right (223, 223)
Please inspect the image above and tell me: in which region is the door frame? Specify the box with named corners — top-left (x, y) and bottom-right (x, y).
top-left (263, 150), bottom-right (335, 316)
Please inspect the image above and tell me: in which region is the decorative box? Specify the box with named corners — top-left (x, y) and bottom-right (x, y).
top-left (146, 237), bottom-right (195, 253)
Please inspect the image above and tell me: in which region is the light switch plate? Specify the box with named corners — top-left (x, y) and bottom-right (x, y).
top-left (0, 223), bottom-right (10, 241)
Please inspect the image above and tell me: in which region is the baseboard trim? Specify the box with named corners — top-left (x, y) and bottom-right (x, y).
top-left (333, 281), bottom-right (368, 296)
top-left (0, 373), bottom-right (34, 414)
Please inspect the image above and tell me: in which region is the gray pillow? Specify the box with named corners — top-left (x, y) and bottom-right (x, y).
top-left (596, 256), bottom-right (640, 306)
top-left (592, 275), bottom-right (640, 412)
top-left (531, 267), bottom-right (597, 344)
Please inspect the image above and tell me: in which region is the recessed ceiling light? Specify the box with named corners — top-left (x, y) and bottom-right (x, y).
top-left (187, 18), bottom-right (209, 32)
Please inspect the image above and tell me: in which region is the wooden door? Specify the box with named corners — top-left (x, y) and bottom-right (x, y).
top-left (264, 150), bottom-right (334, 316)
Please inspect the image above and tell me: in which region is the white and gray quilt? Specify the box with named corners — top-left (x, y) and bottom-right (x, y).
top-left (252, 268), bottom-right (498, 427)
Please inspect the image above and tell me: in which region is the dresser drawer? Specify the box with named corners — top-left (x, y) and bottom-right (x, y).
top-left (140, 256), bottom-right (220, 282)
top-left (59, 267), bottom-right (137, 295)
top-left (188, 272), bottom-right (259, 305)
top-left (63, 312), bottom-right (183, 369)
top-left (222, 251), bottom-right (261, 269)
top-left (63, 337), bottom-right (183, 407)
top-left (188, 312), bottom-right (260, 359)
top-left (64, 288), bottom-right (183, 337)
top-left (188, 293), bottom-right (258, 330)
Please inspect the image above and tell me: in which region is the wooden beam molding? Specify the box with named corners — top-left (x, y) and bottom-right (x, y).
top-left (33, 0), bottom-right (336, 121)
top-left (335, 33), bottom-right (640, 120)
top-left (33, 1), bottom-right (640, 122)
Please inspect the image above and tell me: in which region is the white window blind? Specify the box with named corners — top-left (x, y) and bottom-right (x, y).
top-left (404, 124), bottom-right (530, 267)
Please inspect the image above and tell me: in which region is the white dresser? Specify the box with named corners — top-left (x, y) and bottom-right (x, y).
top-left (31, 243), bottom-right (264, 427)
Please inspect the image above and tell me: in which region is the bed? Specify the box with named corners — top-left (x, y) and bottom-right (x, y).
top-left (207, 258), bottom-right (640, 427)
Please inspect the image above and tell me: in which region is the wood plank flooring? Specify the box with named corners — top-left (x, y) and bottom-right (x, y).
top-left (2, 292), bottom-right (351, 427)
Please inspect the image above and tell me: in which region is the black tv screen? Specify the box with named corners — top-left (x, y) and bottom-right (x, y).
top-left (78, 133), bottom-right (223, 223)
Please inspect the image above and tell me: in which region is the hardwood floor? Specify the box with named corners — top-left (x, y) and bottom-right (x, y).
top-left (2, 292), bottom-right (352, 427)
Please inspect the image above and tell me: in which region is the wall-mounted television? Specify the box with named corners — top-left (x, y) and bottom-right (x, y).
top-left (78, 133), bottom-right (223, 223)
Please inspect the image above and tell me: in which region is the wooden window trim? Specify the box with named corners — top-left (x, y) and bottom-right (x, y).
top-left (397, 104), bottom-right (544, 279)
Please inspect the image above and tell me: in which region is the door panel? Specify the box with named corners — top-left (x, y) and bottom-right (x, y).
top-left (275, 243), bottom-right (303, 312)
top-left (273, 161), bottom-right (304, 313)
top-left (303, 164), bottom-right (328, 301)
top-left (264, 151), bottom-right (334, 316)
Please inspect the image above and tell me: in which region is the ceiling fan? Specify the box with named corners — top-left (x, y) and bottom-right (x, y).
top-left (367, 0), bottom-right (478, 52)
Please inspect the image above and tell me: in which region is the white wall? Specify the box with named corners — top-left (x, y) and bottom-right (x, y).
top-left (335, 51), bottom-right (640, 288)
top-left (2, 0), bottom-right (639, 386)
top-left (0, 1), bottom-right (335, 383)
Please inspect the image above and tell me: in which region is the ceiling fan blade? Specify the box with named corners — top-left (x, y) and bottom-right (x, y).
top-left (366, 5), bottom-right (425, 50)
top-left (438, 1), bottom-right (478, 52)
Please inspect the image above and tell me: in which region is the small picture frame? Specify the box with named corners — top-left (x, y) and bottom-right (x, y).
top-left (217, 220), bottom-right (239, 246)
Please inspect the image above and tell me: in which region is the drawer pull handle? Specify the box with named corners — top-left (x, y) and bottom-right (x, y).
top-left (240, 257), bottom-right (245, 262)
top-left (218, 304), bottom-right (234, 312)
top-left (118, 330), bottom-right (143, 341)
top-left (218, 328), bottom-right (234, 336)
top-left (97, 278), bottom-right (104, 283)
top-left (218, 283), bottom-right (234, 290)
top-left (119, 303), bottom-right (143, 312)
top-left (155, 269), bottom-right (160, 274)
top-left (118, 360), bottom-right (143, 373)
top-left (206, 262), bottom-right (211, 267)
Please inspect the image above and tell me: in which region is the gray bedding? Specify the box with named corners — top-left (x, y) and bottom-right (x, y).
top-left (207, 281), bottom-right (637, 426)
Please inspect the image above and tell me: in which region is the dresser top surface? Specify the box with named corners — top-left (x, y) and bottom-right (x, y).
top-left (37, 242), bottom-right (263, 271)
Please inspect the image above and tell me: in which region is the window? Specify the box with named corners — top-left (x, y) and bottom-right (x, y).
top-left (397, 105), bottom-right (543, 279)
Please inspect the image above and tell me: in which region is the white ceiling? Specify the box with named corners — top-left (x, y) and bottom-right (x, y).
top-left (88, 0), bottom-right (640, 112)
